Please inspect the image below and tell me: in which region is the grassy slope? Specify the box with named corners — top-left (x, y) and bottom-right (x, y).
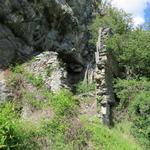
top-left (0, 63), bottom-right (144, 150)
top-left (80, 116), bottom-right (143, 150)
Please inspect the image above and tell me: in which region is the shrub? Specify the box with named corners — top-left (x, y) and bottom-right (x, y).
top-left (129, 92), bottom-right (150, 149)
top-left (111, 29), bottom-right (150, 76)
top-left (76, 81), bottom-right (96, 94)
top-left (0, 103), bottom-right (20, 149)
top-left (114, 78), bottom-right (150, 109)
top-left (40, 117), bottom-right (71, 149)
top-left (51, 89), bottom-right (78, 116)
top-left (10, 64), bottom-right (24, 74)
top-left (0, 102), bottom-right (38, 150)
top-left (25, 72), bottom-right (44, 88)
top-left (40, 116), bottom-right (89, 150)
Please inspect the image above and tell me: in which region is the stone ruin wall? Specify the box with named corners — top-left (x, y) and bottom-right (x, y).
top-left (95, 28), bottom-right (118, 126)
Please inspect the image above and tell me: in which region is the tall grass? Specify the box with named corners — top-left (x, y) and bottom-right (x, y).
top-left (80, 116), bottom-right (143, 150)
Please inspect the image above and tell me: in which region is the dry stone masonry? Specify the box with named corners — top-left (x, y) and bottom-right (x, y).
top-left (26, 51), bottom-right (68, 92)
top-left (95, 28), bottom-right (116, 126)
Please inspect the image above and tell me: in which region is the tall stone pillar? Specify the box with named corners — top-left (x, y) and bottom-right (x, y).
top-left (95, 28), bottom-right (115, 126)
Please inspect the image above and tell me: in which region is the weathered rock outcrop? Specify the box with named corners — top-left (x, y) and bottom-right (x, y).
top-left (0, 0), bottom-right (99, 68)
top-left (0, 0), bottom-right (103, 103)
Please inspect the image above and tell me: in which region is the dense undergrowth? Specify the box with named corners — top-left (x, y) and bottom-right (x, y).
top-left (89, 1), bottom-right (150, 149)
top-left (0, 102), bottom-right (143, 150)
top-left (1, 63), bottom-right (95, 150)
top-left (1, 1), bottom-right (150, 150)
top-left (81, 116), bottom-right (142, 150)
top-left (0, 63), bottom-right (144, 150)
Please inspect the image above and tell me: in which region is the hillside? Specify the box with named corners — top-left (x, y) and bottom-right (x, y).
top-left (0, 0), bottom-right (149, 150)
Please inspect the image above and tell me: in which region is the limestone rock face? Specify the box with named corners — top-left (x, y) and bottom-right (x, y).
top-left (0, 23), bottom-right (33, 67)
top-left (0, 0), bottom-right (98, 68)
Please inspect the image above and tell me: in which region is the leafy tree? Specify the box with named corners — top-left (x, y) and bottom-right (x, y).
top-left (108, 28), bottom-right (150, 77)
top-left (90, 4), bottom-right (150, 77)
top-left (89, 7), bottom-right (132, 44)
top-left (114, 78), bottom-right (150, 109)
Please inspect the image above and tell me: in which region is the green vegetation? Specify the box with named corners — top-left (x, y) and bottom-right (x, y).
top-left (0, 100), bottom-right (144, 150)
top-left (23, 92), bottom-right (45, 109)
top-left (114, 78), bottom-right (150, 148)
top-left (76, 81), bottom-right (96, 94)
top-left (9, 64), bottom-right (44, 89)
top-left (36, 89), bottom-right (83, 150)
top-left (107, 28), bottom-right (150, 76)
top-left (25, 72), bottom-right (44, 88)
top-left (114, 78), bottom-right (150, 109)
top-left (0, 89), bottom-right (81, 149)
top-left (40, 117), bottom-right (88, 150)
top-left (0, 103), bottom-right (39, 150)
top-left (1, 1), bottom-right (150, 149)
top-left (89, 5), bottom-right (150, 77)
top-left (8, 64), bottom-right (24, 88)
top-left (3, 64), bottom-right (84, 149)
top-left (89, 2), bottom-right (150, 149)
top-left (81, 116), bottom-right (142, 150)
top-left (129, 92), bottom-right (150, 149)
top-left (89, 7), bottom-right (132, 45)
top-left (50, 89), bottom-right (78, 116)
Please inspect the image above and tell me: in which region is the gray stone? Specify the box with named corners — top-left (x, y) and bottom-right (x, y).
top-left (25, 51), bottom-right (67, 92)
top-left (0, 70), bottom-right (10, 102)
top-left (95, 27), bottom-right (117, 126)
top-left (0, 0), bottom-right (99, 68)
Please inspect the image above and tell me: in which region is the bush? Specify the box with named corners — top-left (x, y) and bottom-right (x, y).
top-left (10, 64), bottom-right (24, 74)
top-left (0, 103), bottom-right (38, 150)
top-left (0, 89), bottom-right (80, 150)
top-left (0, 103), bottom-right (21, 149)
top-left (51, 89), bottom-right (78, 116)
top-left (76, 81), bottom-right (96, 94)
top-left (114, 78), bottom-right (150, 109)
top-left (40, 117), bottom-right (71, 150)
top-left (40, 116), bottom-right (89, 150)
top-left (25, 72), bottom-right (44, 88)
top-left (111, 29), bottom-right (150, 76)
top-left (129, 92), bottom-right (150, 149)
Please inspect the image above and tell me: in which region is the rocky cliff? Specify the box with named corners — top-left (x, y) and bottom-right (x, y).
top-left (0, 0), bottom-right (100, 68)
top-left (0, 0), bottom-right (118, 126)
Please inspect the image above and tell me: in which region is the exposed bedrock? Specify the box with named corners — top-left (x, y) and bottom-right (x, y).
top-left (0, 0), bottom-right (99, 69)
